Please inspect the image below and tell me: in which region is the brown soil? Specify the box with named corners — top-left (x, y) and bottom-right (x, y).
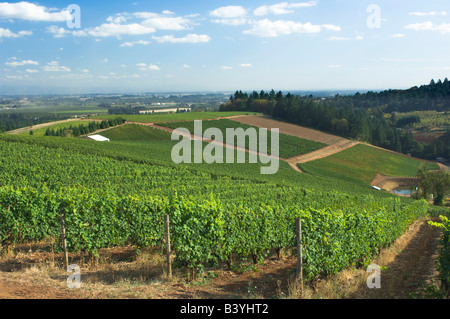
top-left (0, 218), bottom-right (444, 299)
top-left (229, 115), bottom-right (346, 145)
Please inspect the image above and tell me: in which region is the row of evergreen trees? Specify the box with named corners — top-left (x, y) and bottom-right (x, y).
top-left (330, 78), bottom-right (450, 113)
top-left (220, 84), bottom-right (449, 160)
top-left (44, 118), bottom-right (126, 137)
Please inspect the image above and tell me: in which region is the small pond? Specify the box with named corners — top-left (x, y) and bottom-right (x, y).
top-left (393, 187), bottom-right (413, 196)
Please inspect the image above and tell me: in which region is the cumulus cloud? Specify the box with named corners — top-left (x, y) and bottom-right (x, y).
top-left (46, 10), bottom-right (199, 39)
top-left (42, 61), bottom-right (71, 72)
top-left (0, 27), bottom-right (32, 38)
top-left (137, 63), bottom-right (160, 71)
top-left (0, 1), bottom-right (72, 22)
top-left (120, 40), bottom-right (150, 47)
top-left (85, 22), bottom-right (156, 37)
top-left (211, 18), bottom-right (248, 26)
top-left (5, 59), bottom-right (38, 67)
top-left (47, 25), bottom-right (71, 38)
top-left (390, 33), bottom-right (405, 38)
top-left (136, 12), bottom-right (193, 30)
top-left (210, 6), bottom-right (247, 19)
top-left (405, 21), bottom-right (450, 33)
top-left (244, 19), bottom-right (339, 37)
top-left (254, 1), bottom-right (318, 16)
top-left (409, 11), bottom-right (447, 16)
top-left (152, 34), bottom-right (211, 43)
top-left (329, 36), bottom-right (350, 41)
top-left (210, 5), bottom-right (248, 25)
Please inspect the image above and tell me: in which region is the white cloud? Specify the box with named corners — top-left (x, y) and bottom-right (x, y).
top-left (390, 33), bottom-right (405, 38)
top-left (137, 63), bottom-right (160, 71)
top-left (42, 61), bottom-right (71, 72)
top-left (152, 34), bottom-right (211, 43)
top-left (120, 40), bottom-right (150, 47)
top-left (220, 66), bottom-right (233, 70)
top-left (210, 6), bottom-right (247, 18)
top-left (181, 64), bottom-right (191, 69)
top-left (85, 22), bottom-right (156, 37)
top-left (136, 12), bottom-right (193, 30)
top-left (162, 10), bottom-right (175, 15)
top-left (328, 64), bottom-right (341, 68)
top-left (240, 63), bottom-right (252, 67)
top-left (47, 25), bottom-right (71, 38)
top-left (5, 59), bottom-right (39, 67)
top-left (211, 18), bottom-right (248, 26)
top-left (329, 36), bottom-right (350, 41)
top-left (355, 35), bottom-right (364, 40)
top-left (25, 69), bottom-right (39, 73)
top-left (405, 21), bottom-right (450, 33)
top-left (321, 24), bottom-right (341, 32)
top-left (409, 11), bottom-right (447, 16)
top-left (0, 1), bottom-right (72, 22)
top-left (254, 1), bottom-right (318, 16)
top-left (106, 15), bottom-right (128, 24)
top-left (244, 19), bottom-right (339, 37)
top-left (0, 27), bottom-right (32, 38)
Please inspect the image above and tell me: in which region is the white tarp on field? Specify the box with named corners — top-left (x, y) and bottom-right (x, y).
top-left (86, 134), bottom-right (110, 142)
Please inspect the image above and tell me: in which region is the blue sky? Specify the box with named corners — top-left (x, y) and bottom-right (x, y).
top-left (0, 0), bottom-right (449, 93)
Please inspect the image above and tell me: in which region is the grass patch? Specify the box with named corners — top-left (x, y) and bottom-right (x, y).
top-left (300, 144), bottom-right (439, 184)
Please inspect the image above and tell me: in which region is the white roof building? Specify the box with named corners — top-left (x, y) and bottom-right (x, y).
top-left (85, 134), bottom-right (110, 142)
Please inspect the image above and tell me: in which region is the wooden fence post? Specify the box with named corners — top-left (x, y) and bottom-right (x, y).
top-left (164, 214), bottom-right (172, 280)
top-left (296, 218), bottom-right (303, 296)
top-left (59, 207), bottom-right (69, 270)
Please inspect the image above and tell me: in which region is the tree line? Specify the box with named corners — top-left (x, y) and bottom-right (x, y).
top-left (44, 118), bottom-right (126, 137)
top-left (0, 113), bottom-right (68, 133)
top-left (219, 80), bottom-right (450, 161)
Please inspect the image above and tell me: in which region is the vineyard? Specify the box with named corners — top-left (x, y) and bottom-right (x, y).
top-left (157, 119), bottom-right (326, 159)
top-left (0, 131), bottom-right (434, 280)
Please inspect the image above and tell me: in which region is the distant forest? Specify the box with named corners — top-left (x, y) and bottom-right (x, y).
top-left (220, 79), bottom-right (450, 161)
top-left (0, 113), bottom-right (68, 133)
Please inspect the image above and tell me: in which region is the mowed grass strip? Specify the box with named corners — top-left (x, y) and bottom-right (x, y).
top-left (158, 119), bottom-right (326, 159)
top-left (299, 143), bottom-right (439, 183)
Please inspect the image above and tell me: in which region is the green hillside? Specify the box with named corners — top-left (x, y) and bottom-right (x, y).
top-left (0, 112), bottom-right (446, 286)
top-left (300, 143), bottom-right (439, 184)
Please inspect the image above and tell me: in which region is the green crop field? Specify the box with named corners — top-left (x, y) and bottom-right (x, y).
top-left (300, 143), bottom-right (439, 184)
top-left (101, 124), bottom-right (172, 141)
top-left (0, 112), bottom-right (444, 283)
top-left (157, 119), bottom-right (326, 159)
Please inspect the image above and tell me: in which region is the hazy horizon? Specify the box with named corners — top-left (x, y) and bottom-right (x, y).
top-left (1, 1), bottom-right (449, 94)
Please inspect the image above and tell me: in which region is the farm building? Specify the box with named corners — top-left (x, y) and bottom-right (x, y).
top-left (85, 134), bottom-right (110, 142)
